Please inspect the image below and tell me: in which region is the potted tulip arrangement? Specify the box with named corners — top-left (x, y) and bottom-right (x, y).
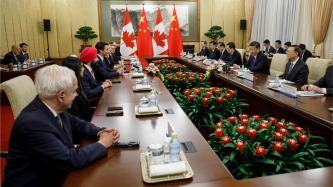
top-left (176, 87), bottom-right (247, 132)
top-left (209, 115), bottom-right (333, 179)
top-left (155, 62), bottom-right (190, 75)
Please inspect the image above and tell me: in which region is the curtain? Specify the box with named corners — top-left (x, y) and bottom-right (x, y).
top-left (245, 0), bottom-right (255, 42)
top-left (310, 0), bottom-right (333, 58)
top-left (251, 0), bottom-right (301, 49)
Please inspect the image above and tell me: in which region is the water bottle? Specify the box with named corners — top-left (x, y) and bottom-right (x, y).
top-left (275, 74), bottom-right (281, 87)
top-left (143, 76), bottom-right (149, 85)
top-left (169, 132), bottom-right (180, 163)
top-left (149, 91), bottom-right (157, 107)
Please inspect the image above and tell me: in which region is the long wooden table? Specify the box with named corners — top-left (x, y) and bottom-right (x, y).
top-left (0, 61), bottom-right (54, 82)
top-left (63, 59), bottom-right (332, 187)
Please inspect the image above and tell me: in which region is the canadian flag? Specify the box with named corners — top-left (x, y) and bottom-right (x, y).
top-left (120, 6), bottom-right (137, 56)
top-left (153, 7), bottom-right (168, 56)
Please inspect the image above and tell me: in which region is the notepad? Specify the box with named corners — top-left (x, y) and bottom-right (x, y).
top-left (138, 106), bottom-right (159, 113)
top-left (297, 91), bottom-right (324, 97)
top-left (149, 161), bottom-right (187, 178)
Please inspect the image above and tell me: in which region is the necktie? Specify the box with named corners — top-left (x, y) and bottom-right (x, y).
top-left (249, 56), bottom-right (256, 68)
top-left (56, 115), bottom-right (63, 129)
top-left (288, 63), bottom-right (294, 74)
top-left (90, 70), bottom-right (95, 80)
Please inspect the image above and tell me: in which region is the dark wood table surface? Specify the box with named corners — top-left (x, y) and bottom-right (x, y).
top-left (0, 61), bottom-right (54, 82)
top-left (63, 60), bottom-right (333, 187)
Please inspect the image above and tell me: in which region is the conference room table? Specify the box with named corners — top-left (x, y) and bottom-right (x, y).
top-left (63, 65), bottom-right (332, 187)
top-left (0, 61), bottom-right (54, 82)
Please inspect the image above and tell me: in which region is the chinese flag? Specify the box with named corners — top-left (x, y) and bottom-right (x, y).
top-left (168, 6), bottom-right (183, 57)
top-left (120, 6), bottom-right (137, 56)
top-left (136, 6), bottom-right (153, 67)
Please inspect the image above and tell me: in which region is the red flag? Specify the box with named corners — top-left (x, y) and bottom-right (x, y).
top-left (120, 6), bottom-right (137, 56)
top-left (136, 6), bottom-right (153, 67)
top-left (153, 7), bottom-right (168, 56)
top-left (168, 6), bottom-right (183, 57)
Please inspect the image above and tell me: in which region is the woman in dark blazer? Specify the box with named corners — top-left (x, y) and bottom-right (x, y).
top-left (62, 56), bottom-right (94, 121)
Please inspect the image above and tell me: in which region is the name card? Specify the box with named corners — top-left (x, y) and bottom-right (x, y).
top-left (280, 84), bottom-right (297, 98)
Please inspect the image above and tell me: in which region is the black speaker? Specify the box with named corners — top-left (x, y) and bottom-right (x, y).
top-left (43, 19), bottom-right (51, 31)
top-left (240, 19), bottom-right (246, 30)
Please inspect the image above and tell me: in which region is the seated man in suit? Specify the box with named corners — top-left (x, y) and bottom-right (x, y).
top-left (284, 41), bottom-right (291, 51)
top-left (281, 46), bottom-right (309, 85)
top-left (235, 41), bottom-right (269, 74)
top-left (198, 41), bottom-right (210, 57)
top-left (263, 39), bottom-right (276, 57)
top-left (274, 40), bottom-right (285, 54)
top-left (18, 42), bottom-right (29, 62)
top-left (80, 47), bottom-right (112, 99)
top-left (299, 44), bottom-right (312, 62)
top-left (217, 42), bottom-right (229, 61)
top-left (105, 44), bottom-right (122, 70)
top-left (207, 41), bottom-right (221, 60)
top-left (4, 64), bottom-right (120, 187)
top-left (92, 42), bottom-right (123, 83)
top-left (3, 45), bottom-right (21, 65)
top-left (301, 65), bottom-right (333, 95)
top-left (225, 42), bottom-right (242, 65)
top-left (111, 41), bottom-right (122, 61)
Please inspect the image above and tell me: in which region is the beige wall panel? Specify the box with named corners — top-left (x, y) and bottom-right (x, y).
top-left (35, 0), bottom-right (45, 58)
top-left (12, 0), bottom-right (23, 46)
top-left (69, 0), bottom-right (85, 56)
top-left (223, 0), bottom-right (235, 45)
top-left (40, 0), bottom-right (59, 58)
top-left (199, 0), bottom-right (212, 42)
top-left (55, 0), bottom-right (73, 57)
top-left (1, 14), bottom-right (9, 55)
top-left (31, 0), bottom-right (42, 58)
top-left (19, 0), bottom-right (29, 53)
top-left (3, 0), bottom-right (15, 52)
top-left (83, 0), bottom-right (100, 46)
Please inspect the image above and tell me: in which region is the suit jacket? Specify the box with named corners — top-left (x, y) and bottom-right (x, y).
top-left (3, 52), bottom-right (19, 65)
top-left (247, 52), bottom-right (269, 74)
top-left (198, 47), bottom-right (210, 56)
top-left (314, 65), bottom-right (333, 95)
top-left (208, 48), bottom-right (221, 60)
top-left (220, 49), bottom-right (229, 61)
top-left (4, 97), bottom-right (106, 187)
top-left (67, 84), bottom-right (93, 121)
top-left (282, 58), bottom-right (309, 85)
top-left (226, 50), bottom-right (242, 65)
top-left (92, 56), bottom-right (119, 83)
top-left (105, 55), bottom-right (119, 69)
top-left (18, 52), bottom-right (29, 62)
top-left (301, 49), bottom-right (312, 62)
top-left (276, 47), bottom-right (286, 54)
top-left (81, 66), bottom-right (104, 98)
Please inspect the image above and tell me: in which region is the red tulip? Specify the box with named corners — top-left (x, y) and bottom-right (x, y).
top-left (216, 97), bottom-right (224, 103)
top-left (269, 117), bottom-right (277, 124)
top-left (239, 114), bottom-right (249, 120)
top-left (184, 90), bottom-right (190, 96)
top-left (298, 134), bottom-right (308, 143)
top-left (237, 126), bottom-right (246, 134)
top-left (286, 139), bottom-right (298, 151)
top-left (259, 122), bottom-right (269, 129)
top-left (220, 136), bottom-right (231, 144)
top-left (235, 141), bottom-right (246, 153)
top-left (194, 89), bottom-right (201, 95)
top-left (225, 93), bottom-right (232, 101)
top-left (228, 116), bottom-right (237, 123)
top-left (214, 89), bottom-right (222, 96)
top-left (276, 122), bottom-right (285, 129)
top-left (205, 91), bottom-right (212, 98)
top-left (215, 128), bottom-right (224, 137)
top-left (247, 129), bottom-right (257, 139)
top-left (228, 90), bottom-right (236, 96)
top-left (188, 95), bottom-right (196, 102)
top-left (261, 120), bottom-right (269, 124)
top-left (241, 118), bottom-right (250, 126)
top-left (208, 87), bottom-right (215, 91)
top-left (294, 126), bottom-right (304, 132)
top-left (278, 128), bottom-right (288, 136)
top-left (216, 121), bottom-right (224, 128)
top-left (252, 115), bottom-right (260, 121)
top-left (182, 77), bottom-right (187, 81)
top-left (274, 132), bottom-right (284, 141)
top-left (272, 142), bottom-right (284, 152)
top-left (254, 146), bottom-right (268, 157)
top-left (202, 97), bottom-right (209, 105)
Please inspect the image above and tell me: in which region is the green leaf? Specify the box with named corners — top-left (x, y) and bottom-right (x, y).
top-left (270, 150), bottom-right (282, 158)
top-left (238, 165), bottom-right (249, 175)
top-left (316, 157), bottom-right (333, 165)
top-left (229, 150), bottom-right (236, 161)
top-left (287, 161), bottom-right (304, 170)
top-left (255, 159), bottom-right (275, 165)
top-left (289, 152), bottom-right (309, 160)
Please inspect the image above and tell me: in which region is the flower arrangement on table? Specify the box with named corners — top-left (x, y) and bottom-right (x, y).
top-left (209, 115), bottom-right (333, 179)
top-left (146, 63), bottom-right (160, 76)
top-left (156, 62), bottom-right (190, 75)
top-left (176, 87), bottom-right (247, 129)
top-left (152, 59), bottom-right (176, 65)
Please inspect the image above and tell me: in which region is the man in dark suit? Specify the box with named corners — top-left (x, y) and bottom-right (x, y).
top-left (281, 46), bottom-right (309, 85)
top-left (245, 41), bottom-right (269, 74)
top-left (274, 40), bottom-right (285, 54)
top-left (217, 42), bottom-right (229, 61)
top-left (263, 39), bottom-right (276, 57)
top-left (4, 64), bottom-right (120, 187)
top-left (3, 45), bottom-right (21, 65)
top-left (284, 41), bottom-right (291, 51)
top-left (299, 44), bottom-right (312, 62)
top-left (80, 47), bottom-right (112, 99)
top-left (18, 43), bottom-right (29, 62)
top-left (92, 42), bottom-right (123, 83)
top-left (198, 41), bottom-right (210, 56)
top-left (301, 65), bottom-right (333, 95)
top-left (207, 41), bottom-right (221, 60)
top-left (105, 44), bottom-right (122, 70)
top-left (226, 42), bottom-right (242, 65)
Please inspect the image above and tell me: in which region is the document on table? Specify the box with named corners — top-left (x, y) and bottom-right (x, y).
top-left (297, 91), bottom-right (324, 97)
